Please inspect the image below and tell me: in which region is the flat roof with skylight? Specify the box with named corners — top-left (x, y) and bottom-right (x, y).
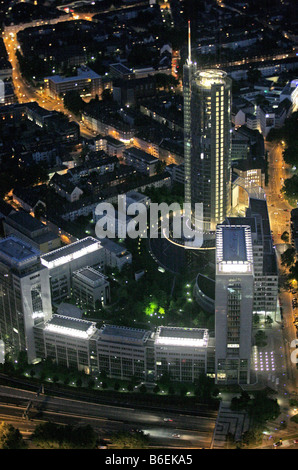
top-left (0, 236), bottom-right (40, 267)
top-left (44, 314), bottom-right (96, 340)
top-left (216, 224), bottom-right (254, 274)
top-left (98, 324), bottom-right (151, 345)
top-left (155, 327), bottom-right (209, 348)
top-left (41, 237), bottom-right (102, 269)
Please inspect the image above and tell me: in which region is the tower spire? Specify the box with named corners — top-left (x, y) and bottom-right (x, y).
top-left (188, 20), bottom-right (192, 65)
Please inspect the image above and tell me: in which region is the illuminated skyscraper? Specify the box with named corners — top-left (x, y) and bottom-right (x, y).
top-left (215, 224), bottom-right (254, 384)
top-left (183, 24), bottom-right (232, 233)
top-left (0, 236), bottom-right (52, 363)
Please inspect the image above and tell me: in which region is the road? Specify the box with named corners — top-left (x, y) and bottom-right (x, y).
top-left (2, 14), bottom-right (97, 139)
top-left (266, 141), bottom-right (293, 244)
top-left (0, 383), bottom-right (217, 448)
top-left (249, 138), bottom-right (298, 447)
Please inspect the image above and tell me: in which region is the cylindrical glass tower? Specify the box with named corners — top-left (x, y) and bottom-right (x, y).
top-left (184, 68), bottom-right (232, 234)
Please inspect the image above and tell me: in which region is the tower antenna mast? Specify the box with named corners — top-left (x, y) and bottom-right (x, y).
top-left (188, 20), bottom-right (192, 64)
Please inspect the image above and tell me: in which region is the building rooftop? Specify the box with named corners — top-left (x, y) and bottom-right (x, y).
top-left (41, 237), bottom-right (101, 268)
top-left (0, 236), bottom-right (40, 266)
top-left (222, 226), bottom-right (247, 262)
top-left (73, 267), bottom-right (107, 285)
top-left (46, 66), bottom-right (100, 84)
top-left (248, 198), bottom-right (271, 238)
top-left (124, 146), bottom-right (158, 164)
top-left (216, 224), bottom-right (254, 274)
top-left (6, 210), bottom-right (45, 233)
top-left (99, 238), bottom-right (129, 255)
top-left (44, 314), bottom-right (96, 339)
top-left (98, 324), bottom-right (151, 344)
top-left (155, 326), bottom-right (209, 348)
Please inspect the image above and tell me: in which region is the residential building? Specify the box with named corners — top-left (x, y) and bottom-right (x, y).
top-left (123, 147), bottom-right (159, 176)
top-left (44, 66), bottom-right (102, 99)
top-left (3, 211), bottom-right (61, 254)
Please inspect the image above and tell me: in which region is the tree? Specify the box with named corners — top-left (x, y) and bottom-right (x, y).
top-left (281, 175), bottom-right (298, 202)
top-left (248, 390), bottom-right (280, 425)
top-left (255, 330), bottom-right (267, 347)
top-left (76, 377), bottom-right (82, 388)
top-left (156, 159), bottom-right (167, 174)
top-left (139, 384), bottom-right (147, 394)
top-left (194, 373), bottom-right (219, 404)
top-left (231, 391), bottom-right (251, 411)
top-left (63, 90), bottom-right (85, 115)
top-left (88, 379), bottom-right (95, 389)
top-left (281, 247), bottom-right (295, 267)
top-left (0, 422), bottom-right (27, 449)
top-left (114, 382), bottom-right (120, 391)
top-left (101, 88), bottom-right (113, 102)
top-left (110, 431), bottom-right (149, 449)
top-left (231, 389), bottom-right (280, 429)
top-left (32, 422), bottom-right (97, 449)
top-left (247, 68), bottom-right (261, 84)
top-left (241, 428), bottom-right (263, 447)
top-left (289, 261), bottom-right (298, 283)
top-left (34, 202), bottom-right (46, 219)
top-left (281, 231), bottom-right (289, 243)
top-left (155, 73), bottom-right (178, 91)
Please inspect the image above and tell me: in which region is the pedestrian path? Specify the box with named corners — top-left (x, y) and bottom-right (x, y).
top-left (211, 400), bottom-right (250, 449)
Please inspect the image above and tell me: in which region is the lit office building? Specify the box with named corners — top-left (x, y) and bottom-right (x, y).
top-left (246, 198), bottom-right (278, 319)
top-left (94, 324), bottom-right (153, 380)
top-left (183, 26), bottom-right (232, 233)
top-left (225, 199), bottom-right (278, 319)
top-left (72, 267), bottom-right (110, 308)
top-left (41, 237), bottom-right (104, 303)
top-left (154, 326), bottom-right (210, 382)
top-left (34, 314), bottom-right (98, 373)
top-left (44, 67), bottom-right (102, 100)
top-left (0, 236), bottom-right (52, 363)
top-left (215, 224), bottom-right (254, 384)
top-left (33, 319), bottom-right (216, 382)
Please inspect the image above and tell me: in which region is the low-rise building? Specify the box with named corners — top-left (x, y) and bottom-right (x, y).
top-left (154, 326), bottom-right (210, 382)
top-left (44, 66), bottom-right (102, 99)
top-left (99, 238), bottom-right (132, 271)
top-left (41, 237), bottom-right (105, 303)
top-left (72, 267), bottom-right (110, 307)
top-left (123, 147), bottom-right (159, 176)
top-left (3, 211), bottom-right (61, 254)
top-left (34, 314), bottom-right (98, 373)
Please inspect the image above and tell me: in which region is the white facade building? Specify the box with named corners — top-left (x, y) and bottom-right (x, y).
top-left (41, 237), bottom-right (105, 302)
top-left (154, 326), bottom-right (210, 382)
top-left (0, 236), bottom-right (52, 363)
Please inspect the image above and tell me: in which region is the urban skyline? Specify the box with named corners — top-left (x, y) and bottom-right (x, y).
top-left (0, 0), bottom-right (297, 453)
